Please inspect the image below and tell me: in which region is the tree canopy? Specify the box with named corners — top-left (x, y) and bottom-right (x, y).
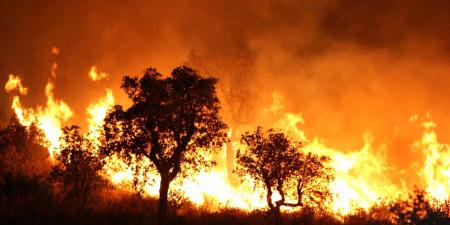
top-left (0, 114), bottom-right (49, 178)
top-left (51, 126), bottom-right (104, 206)
top-left (236, 127), bottom-right (334, 218)
top-left (102, 66), bottom-right (227, 223)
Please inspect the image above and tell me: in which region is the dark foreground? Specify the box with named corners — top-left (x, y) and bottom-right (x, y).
top-left (1, 175), bottom-right (449, 225)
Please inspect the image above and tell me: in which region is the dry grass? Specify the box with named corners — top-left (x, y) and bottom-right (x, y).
top-left (0, 175), bottom-right (448, 225)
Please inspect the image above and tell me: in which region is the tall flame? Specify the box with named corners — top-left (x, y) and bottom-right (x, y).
top-left (416, 116), bottom-right (450, 201)
top-left (9, 81), bottom-right (73, 158)
top-left (86, 88), bottom-right (115, 139)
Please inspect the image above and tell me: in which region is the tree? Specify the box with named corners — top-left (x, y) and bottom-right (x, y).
top-left (389, 189), bottom-right (450, 225)
top-left (0, 114), bottom-right (51, 202)
top-left (235, 127), bottom-right (333, 222)
top-left (102, 66), bottom-right (227, 224)
top-left (50, 126), bottom-right (104, 207)
top-left (0, 114), bottom-right (50, 178)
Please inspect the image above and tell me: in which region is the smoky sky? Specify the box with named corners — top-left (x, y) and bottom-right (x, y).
top-left (0, 0), bottom-right (449, 173)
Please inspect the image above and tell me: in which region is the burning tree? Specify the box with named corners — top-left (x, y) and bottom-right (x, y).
top-left (50, 126), bottom-right (104, 207)
top-left (0, 114), bottom-right (50, 178)
top-left (235, 127), bottom-right (333, 221)
top-left (102, 66), bottom-right (227, 224)
top-left (389, 188), bottom-right (450, 225)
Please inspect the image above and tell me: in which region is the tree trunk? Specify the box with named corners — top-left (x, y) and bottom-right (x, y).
top-left (266, 183), bottom-right (274, 210)
top-left (266, 186), bottom-right (281, 225)
top-left (158, 175), bottom-right (171, 225)
top-left (272, 206), bottom-right (282, 225)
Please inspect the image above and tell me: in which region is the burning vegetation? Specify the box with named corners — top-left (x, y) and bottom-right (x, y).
top-left (0, 1), bottom-right (449, 225)
top-left (1, 62), bottom-right (449, 225)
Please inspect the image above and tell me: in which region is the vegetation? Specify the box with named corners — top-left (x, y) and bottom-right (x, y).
top-left (50, 126), bottom-right (104, 207)
top-left (0, 114), bottom-right (50, 178)
top-left (235, 127), bottom-right (333, 224)
top-left (389, 189), bottom-right (450, 225)
top-left (102, 67), bottom-right (227, 223)
top-left (0, 66), bottom-right (448, 225)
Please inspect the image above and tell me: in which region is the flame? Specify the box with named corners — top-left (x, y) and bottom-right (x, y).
top-left (4, 72), bottom-right (450, 215)
top-left (51, 63), bottom-right (58, 78)
top-left (86, 89), bottom-right (115, 139)
top-left (416, 117), bottom-right (450, 201)
top-left (306, 137), bottom-right (403, 214)
top-left (9, 81), bottom-right (73, 158)
top-left (89, 65), bottom-right (109, 81)
top-left (181, 170), bottom-right (268, 210)
top-left (5, 48), bottom-right (71, 158)
top-left (85, 91), bottom-right (161, 196)
top-left (269, 113), bottom-right (404, 214)
top-left (180, 142), bottom-right (269, 210)
top-left (5, 74), bottom-right (28, 95)
top-left (84, 89), bottom-right (140, 190)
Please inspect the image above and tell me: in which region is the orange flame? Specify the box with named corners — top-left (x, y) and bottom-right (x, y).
top-left (86, 89), bottom-right (115, 139)
top-left (415, 115), bottom-right (450, 201)
top-left (5, 74), bottom-right (28, 95)
top-left (9, 81), bottom-right (73, 158)
top-left (89, 65), bottom-right (109, 81)
top-left (4, 74), bottom-right (450, 215)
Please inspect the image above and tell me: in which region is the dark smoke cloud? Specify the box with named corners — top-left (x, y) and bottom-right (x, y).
top-left (322, 0), bottom-right (449, 50)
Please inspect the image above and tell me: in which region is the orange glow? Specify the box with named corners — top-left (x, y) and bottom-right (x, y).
top-left (51, 46), bottom-right (60, 55)
top-left (416, 115), bottom-right (450, 201)
top-left (5, 74), bottom-right (28, 95)
top-left (4, 75), bottom-right (450, 215)
top-left (1, 3), bottom-right (449, 220)
top-left (270, 112), bottom-right (404, 214)
top-left (89, 65), bottom-right (109, 81)
top-left (86, 88), bottom-right (115, 139)
top-left (9, 81), bottom-right (73, 158)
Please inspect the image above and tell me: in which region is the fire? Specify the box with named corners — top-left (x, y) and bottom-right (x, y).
top-left (4, 47), bottom-right (74, 158)
top-left (4, 70), bottom-right (450, 215)
top-left (107, 155), bottom-right (133, 185)
top-left (271, 113), bottom-right (403, 214)
top-left (85, 90), bottom-right (160, 196)
top-left (89, 65), bottom-right (109, 81)
top-left (180, 143), bottom-right (269, 210)
top-left (5, 74), bottom-right (28, 95)
top-left (7, 79), bottom-right (73, 158)
top-left (181, 170), bottom-right (268, 210)
top-left (51, 63), bottom-right (58, 78)
top-left (306, 136), bottom-right (403, 214)
top-left (415, 116), bottom-right (450, 201)
top-left (86, 88), bottom-right (115, 139)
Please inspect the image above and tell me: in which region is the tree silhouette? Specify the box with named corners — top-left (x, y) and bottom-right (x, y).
top-left (102, 66), bottom-right (227, 224)
top-left (0, 114), bottom-right (49, 178)
top-left (0, 114), bottom-right (50, 202)
top-left (50, 126), bottom-right (104, 207)
top-left (389, 188), bottom-right (450, 225)
top-left (235, 127), bottom-right (333, 223)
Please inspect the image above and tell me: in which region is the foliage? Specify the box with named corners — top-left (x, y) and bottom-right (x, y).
top-left (389, 188), bottom-right (450, 225)
top-left (0, 114), bottom-right (50, 179)
top-left (102, 66), bottom-right (228, 223)
top-left (235, 127), bottom-right (334, 217)
top-left (51, 125), bottom-right (104, 206)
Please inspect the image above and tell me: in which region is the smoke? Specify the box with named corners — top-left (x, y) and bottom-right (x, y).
top-left (0, 0), bottom-right (449, 186)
